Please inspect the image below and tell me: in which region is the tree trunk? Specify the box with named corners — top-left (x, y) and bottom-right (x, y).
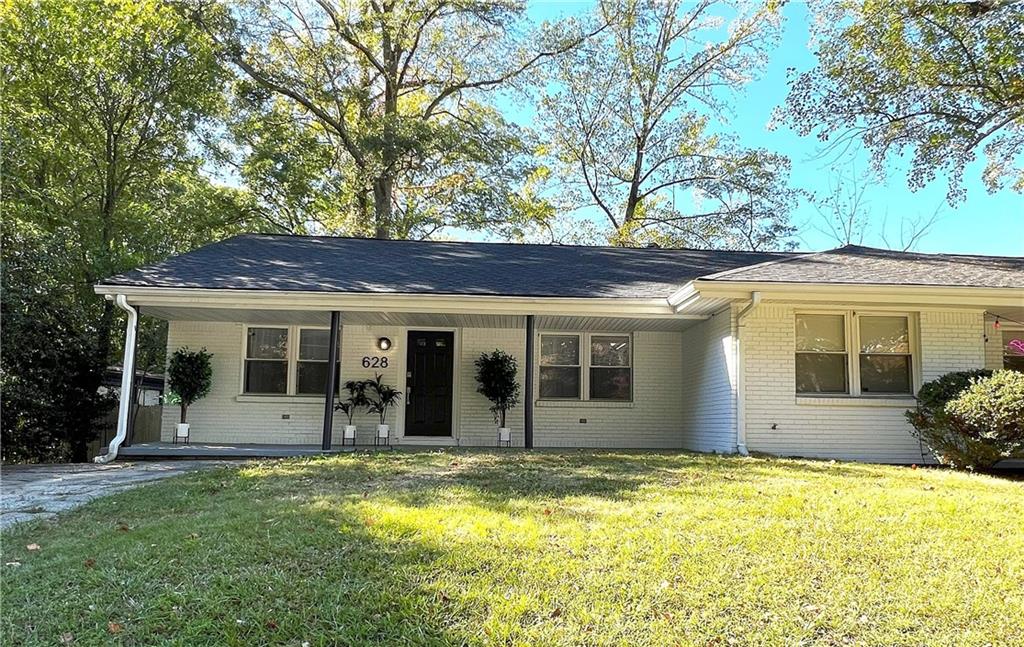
top-left (372, 175), bottom-right (393, 239)
top-left (180, 402), bottom-right (188, 424)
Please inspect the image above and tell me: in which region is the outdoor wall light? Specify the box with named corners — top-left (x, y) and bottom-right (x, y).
top-left (377, 337), bottom-right (392, 351)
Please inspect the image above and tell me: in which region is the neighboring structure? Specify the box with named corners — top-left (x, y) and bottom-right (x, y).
top-left (94, 235), bottom-right (1024, 463)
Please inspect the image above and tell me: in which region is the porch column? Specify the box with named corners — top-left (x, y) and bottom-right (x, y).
top-left (524, 314), bottom-right (535, 449)
top-left (321, 310), bottom-right (341, 450)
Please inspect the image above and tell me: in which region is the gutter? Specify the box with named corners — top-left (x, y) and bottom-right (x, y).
top-left (734, 291), bottom-right (761, 456)
top-left (94, 295), bottom-right (138, 464)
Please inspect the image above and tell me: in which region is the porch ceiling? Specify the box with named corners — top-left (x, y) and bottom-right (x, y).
top-left (138, 305), bottom-right (704, 332)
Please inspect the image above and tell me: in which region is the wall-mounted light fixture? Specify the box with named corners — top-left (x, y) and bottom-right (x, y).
top-left (376, 337), bottom-right (392, 351)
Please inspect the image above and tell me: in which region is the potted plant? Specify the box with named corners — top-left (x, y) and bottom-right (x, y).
top-left (334, 379), bottom-right (369, 445)
top-left (364, 373), bottom-right (401, 445)
top-left (166, 347), bottom-right (213, 444)
top-left (475, 349), bottom-right (520, 446)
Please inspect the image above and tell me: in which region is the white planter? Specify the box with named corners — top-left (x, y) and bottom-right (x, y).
top-left (498, 427), bottom-right (511, 443)
top-left (175, 423), bottom-right (190, 442)
top-left (343, 425), bottom-right (357, 442)
top-left (377, 424), bottom-right (390, 439)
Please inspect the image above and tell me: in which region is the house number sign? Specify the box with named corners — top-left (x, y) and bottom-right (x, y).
top-left (362, 356), bottom-right (389, 368)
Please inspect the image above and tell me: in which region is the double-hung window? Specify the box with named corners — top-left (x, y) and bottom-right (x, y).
top-left (539, 333), bottom-right (632, 401)
top-left (243, 326), bottom-right (338, 396)
top-left (795, 313), bottom-right (915, 396)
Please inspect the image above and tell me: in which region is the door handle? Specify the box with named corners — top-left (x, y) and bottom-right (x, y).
top-left (406, 386), bottom-right (412, 405)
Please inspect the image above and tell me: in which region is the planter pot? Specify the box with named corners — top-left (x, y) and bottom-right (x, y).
top-left (343, 424), bottom-right (357, 445)
top-left (376, 424), bottom-right (390, 447)
top-left (175, 423), bottom-right (190, 445)
top-left (498, 427), bottom-right (511, 446)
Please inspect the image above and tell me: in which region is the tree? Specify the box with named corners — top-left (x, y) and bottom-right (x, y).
top-left (475, 350), bottom-right (520, 428)
top-left (538, 0), bottom-right (799, 249)
top-left (1, 0), bottom-right (252, 364)
top-left (0, 225), bottom-right (115, 463)
top-left (782, 0), bottom-right (1024, 202)
top-left (187, 0), bottom-right (573, 239)
top-left (167, 348), bottom-right (214, 424)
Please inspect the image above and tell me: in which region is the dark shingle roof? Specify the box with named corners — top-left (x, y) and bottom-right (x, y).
top-left (702, 245), bottom-right (1024, 288)
top-left (99, 234), bottom-right (787, 299)
top-left (99, 237), bottom-right (1024, 298)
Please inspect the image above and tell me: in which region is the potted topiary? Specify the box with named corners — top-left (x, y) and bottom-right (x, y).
top-left (475, 349), bottom-right (520, 446)
top-left (334, 379), bottom-right (369, 445)
top-left (364, 373), bottom-right (401, 445)
top-left (166, 347), bottom-right (213, 444)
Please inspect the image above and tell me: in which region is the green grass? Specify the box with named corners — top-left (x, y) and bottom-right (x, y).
top-left (2, 451), bottom-right (1023, 646)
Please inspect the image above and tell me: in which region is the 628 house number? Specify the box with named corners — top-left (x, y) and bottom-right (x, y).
top-left (361, 356), bottom-right (389, 368)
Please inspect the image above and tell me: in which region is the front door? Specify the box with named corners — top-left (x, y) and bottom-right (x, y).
top-left (405, 331), bottom-right (454, 436)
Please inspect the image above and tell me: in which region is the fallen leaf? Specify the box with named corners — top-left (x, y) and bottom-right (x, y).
top-left (265, 620), bottom-right (278, 630)
top-left (84, 558), bottom-right (96, 569)
top-left (188, 533), bottom-right (199, 540)
top-left (550, 608), bottom-right (562, 618)
top-left (26, 543), bottom-right (41, 551)
top-left (107, 622), bottom-right (122, 634)
top-left (59, 632), bottom-right (74, 644)
top-left (116, 523), bottom-right (130, 532)
top-left (543, 508), bottom-right (552, 516)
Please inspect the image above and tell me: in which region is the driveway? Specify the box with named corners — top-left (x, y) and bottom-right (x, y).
top-left (1, 461), bottom-right (220, 530)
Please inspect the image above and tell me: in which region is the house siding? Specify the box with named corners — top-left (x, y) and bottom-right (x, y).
top-left (741, 305), bottom-right (987, 463)
top-left (160, 321), bottom-right (684, 449)
top-left (679, 310), bottom-right (736, 452)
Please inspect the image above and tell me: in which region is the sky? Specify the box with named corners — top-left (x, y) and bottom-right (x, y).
top-left (495, 1), bottom-right (1022, 256)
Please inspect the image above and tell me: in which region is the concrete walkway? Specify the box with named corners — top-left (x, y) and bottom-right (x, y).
top-left (1, 461), bottom-right (219, 530)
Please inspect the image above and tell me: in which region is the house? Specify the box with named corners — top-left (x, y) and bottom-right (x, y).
top-left (93, 235), bottom-right (1024, 463)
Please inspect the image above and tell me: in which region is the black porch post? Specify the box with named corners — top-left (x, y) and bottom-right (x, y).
top-left (321, 311), bottom-right (341, 450)
top-left (124, 307), bottom-right (142, 447)
top-left (524, 314), bottom-right (535, 449)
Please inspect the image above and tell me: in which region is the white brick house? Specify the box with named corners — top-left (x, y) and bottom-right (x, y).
top-left (94, 236), bottom-right (1024, 463)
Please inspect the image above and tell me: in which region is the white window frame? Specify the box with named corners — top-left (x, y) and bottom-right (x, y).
top-left (537, 332), bottom-right (633, 402)
top-left (1000, 325), bottom-right (1024, 371)
top-left (795, 311), bottom-right (920, 398)
top-left (240, 325), bottom-right (339, 396)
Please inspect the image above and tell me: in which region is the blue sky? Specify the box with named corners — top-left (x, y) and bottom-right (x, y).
top-left (498, 1), bottom-right (1022, 256)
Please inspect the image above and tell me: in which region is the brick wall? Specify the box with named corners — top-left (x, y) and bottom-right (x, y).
top-left (742, 305), bottom-right (987, 463)
top-left (679, 310), bottom-right (736, 452)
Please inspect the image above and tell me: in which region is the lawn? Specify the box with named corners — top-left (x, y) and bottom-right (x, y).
top-left (2, 451), bottom-right (1022, 646)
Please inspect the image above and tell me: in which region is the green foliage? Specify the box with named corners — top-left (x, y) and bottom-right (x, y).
top-left (538, 0), bottom-right (799, 249)
top-left (363, 374), bottom-right (402, 426)
top-left (904, 369), bottom-right (1021, 469)
top-left (166, 348), bottom-right (213, 424)
top-left (0, 225), bottom-right (115, 463)
top-left (189, 0), bottom-right (558, 239)
top-left (945, 370), bottom-right (1024, 448)
top-left (474, 350), bottom-right (521, 427)
top-left (782, 0), bottom-right (1024, 201)
top-left (335, 380), bottom-right (371, 425)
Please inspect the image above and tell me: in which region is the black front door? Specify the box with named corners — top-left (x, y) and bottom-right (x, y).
top-left (405, 331), bottom-right (454, 436)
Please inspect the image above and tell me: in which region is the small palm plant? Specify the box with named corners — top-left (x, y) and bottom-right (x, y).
top-left (364, 373), bottom-right (401, 443)
top-left (334, 379), bottom-right (369, 425)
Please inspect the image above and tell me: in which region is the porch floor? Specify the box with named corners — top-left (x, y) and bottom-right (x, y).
top-left (115, 442), bottom-right (365, 460)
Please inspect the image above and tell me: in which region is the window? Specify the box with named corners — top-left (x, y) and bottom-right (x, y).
top-left (858, 316), bottom-right (912, 394)
top-left (1004, 330), bottom-right (1024, 372)
top-left (538, 333), bottom-right (632, 401)
top-left (539, 334), bottom-right (581, 399)
top-left (245, 327), bottom-right (288, 394)
top-left (795, 314), bottom-right (848, 394)
top-left (243, 326), bottom-right (339, 395)
top-left (795, 313), bottom-right (916, 396)
top-left (296, 329), bottom-right (337, 395)
top-left (590, 335), bottom-right (631, 400)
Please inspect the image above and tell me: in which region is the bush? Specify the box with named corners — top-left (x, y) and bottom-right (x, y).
top-left (167, 347), bottom-right (213, 424)
top-left (475, 350), bottom-right (520, 427)
top-left (906, 369), bottom-right (1024, 469)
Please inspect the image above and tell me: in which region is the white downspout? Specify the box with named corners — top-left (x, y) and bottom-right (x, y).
top-left (94, 295), bottom-right (138, 463)
top-left (734, 291), bottom-right (761, 456)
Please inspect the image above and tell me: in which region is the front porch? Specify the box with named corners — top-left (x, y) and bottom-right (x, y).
top-left (115, 442), bottom-right (360, 459)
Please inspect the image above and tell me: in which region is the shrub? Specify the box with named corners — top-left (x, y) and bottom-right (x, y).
top-left (905, 369), bottom-right (1024, 470)
top-left (946, 370), bottom-right (1024, 449)
top-left (475, 350), bottom-right (520, 428)
top-left (166, 347), bottom-right (213, 424)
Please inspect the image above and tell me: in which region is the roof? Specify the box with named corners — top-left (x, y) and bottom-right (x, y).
top-left (702, 245), bottom-right (1024, 289)
top-left (97, 236), bottom-right (1024, 299)
top-left (98, 234), bottom-right (787, 299)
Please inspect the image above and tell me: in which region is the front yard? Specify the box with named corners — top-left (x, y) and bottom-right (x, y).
top-left (2, 451), bottom-right (1022, 646)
